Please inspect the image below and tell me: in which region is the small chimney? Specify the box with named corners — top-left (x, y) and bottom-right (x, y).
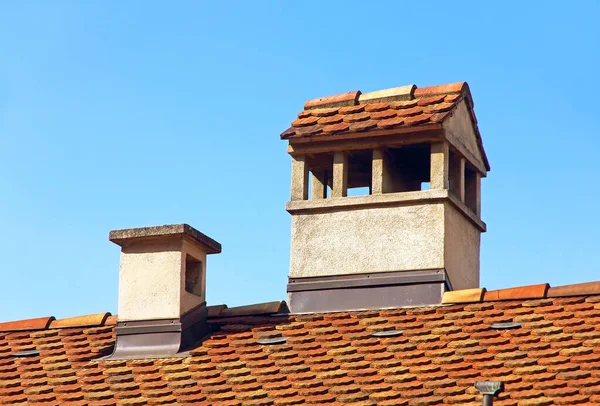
top-left (280, 82), bottom-right (489, 312)
top-left (108, 224), bottom-right (221, 359)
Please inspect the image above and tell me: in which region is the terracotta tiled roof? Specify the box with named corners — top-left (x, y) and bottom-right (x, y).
top-left (280, 82), bottom-right (472, 141)
top-left (2, 283), bottom-right (600, 405)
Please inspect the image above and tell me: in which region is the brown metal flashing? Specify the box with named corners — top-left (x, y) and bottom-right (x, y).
top-left (109, 224), bottom-right (221, 254)
top-left (0, 316), bottom-right (55, 332)
top-left (288, 269), bottom-right (449, 292)
top-left (218, 301), bottom-right (289, 318)
top-left (288, 269), bottom-right (450, 313)
top-left (289, 281), bottom-right (446, 313)
top-left (547, 281), bottom-right (600, 297)
top-left (108, 303), bottom-right (210, 360)
top-left (49, 313), bottom-right (110, 329)
top-left (207, 304), bottom-right (228, 318)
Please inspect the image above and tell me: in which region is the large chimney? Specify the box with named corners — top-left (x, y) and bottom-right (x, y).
top-left (280, 82), bottom-right (489, 313)
top-left (108, 224), bottom-right (221, 359)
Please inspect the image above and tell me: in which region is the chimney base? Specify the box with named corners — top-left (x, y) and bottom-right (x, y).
top-left (287, 269), bottom-right (450, 313)
top-left (106, 303), bottom-right (210, 360)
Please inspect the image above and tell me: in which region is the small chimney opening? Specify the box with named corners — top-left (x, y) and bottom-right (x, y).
top-left (346, 149), bottom-right (373, 197)
top-left (385, 144), bottom-right (431, 193)
top-left (465, 166), bottom-right (478, 212)
top-left (185, 254), bottom-right (204, 297)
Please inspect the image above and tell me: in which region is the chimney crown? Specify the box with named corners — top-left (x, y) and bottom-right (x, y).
top-left (109, 224), bottom-right (221, 254)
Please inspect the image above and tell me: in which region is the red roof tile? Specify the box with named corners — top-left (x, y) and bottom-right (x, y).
top-left (0, 316), bottom-right (54, 332)
top-left (304, 90), bottom-right (361, 110)
top-left (49, 313), bottom-right (111, 329)
top-left (0, 284), bottom-right (600, 404)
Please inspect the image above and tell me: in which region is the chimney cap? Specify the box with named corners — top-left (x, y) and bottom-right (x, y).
top-left (109, 223), bottom-right (221, 254)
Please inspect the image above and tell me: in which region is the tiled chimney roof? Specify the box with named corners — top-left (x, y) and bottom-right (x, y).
top-left (281, 82), bottom-right (490, 172)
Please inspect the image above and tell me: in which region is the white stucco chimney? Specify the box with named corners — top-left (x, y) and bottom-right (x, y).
top-left (108, 224), bottom-right (221, 359)
top-left (280, 82), bottom-right (489, 313)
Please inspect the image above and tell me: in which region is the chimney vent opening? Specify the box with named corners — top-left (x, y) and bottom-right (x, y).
top-left (385, 144), bottom-right (431, 193)
top-left (185, 254), bottom-right (204, 297)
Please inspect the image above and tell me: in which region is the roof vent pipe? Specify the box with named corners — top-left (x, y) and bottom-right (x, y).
top-left (474, 381), bottom-right (504, 406)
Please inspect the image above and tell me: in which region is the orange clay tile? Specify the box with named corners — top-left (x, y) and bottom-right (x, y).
top-left (0, 316), bottom-right (55, 332)
top-left (304, 90), bottom-right (360, 110)
top-left (49, 313), bottom-right (110, 329)
top-left (413, 82), bottom-right (468, 97)
top-left (484, 283), bottom-right (549, 301)
top-left (441, 288), bottom-right (486, 304)
top-left (548, 281), bottom-right (600, 297)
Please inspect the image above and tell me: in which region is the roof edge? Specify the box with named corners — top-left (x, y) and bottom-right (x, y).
top-left (443, 281), bottom-right (600, 304)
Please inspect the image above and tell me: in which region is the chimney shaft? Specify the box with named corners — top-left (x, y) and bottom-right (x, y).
top-left (108, 224), bottom-right (221, 359)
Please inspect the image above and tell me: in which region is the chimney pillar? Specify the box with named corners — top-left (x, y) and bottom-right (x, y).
top-left (430, 141), bottom-right (449, 190)
top-left (291, 155), bottom-right (309, 201)
top-left (372, 148), bottom-right (391, 194)
top-left (332, 151), bottom-right (348, 197)
top-left (450, 155), bottom-right (466, 202)
top-left (311, 170), bottom-right (328, 200)
top-left (466, 171), bottom-right (482, 215)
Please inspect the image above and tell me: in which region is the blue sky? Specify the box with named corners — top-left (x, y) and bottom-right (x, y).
top-left (0, 2), bottom-right (599, 320)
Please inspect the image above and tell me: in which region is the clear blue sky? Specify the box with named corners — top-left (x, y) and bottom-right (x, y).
top-left (1, 2), bottom-right (599, 321)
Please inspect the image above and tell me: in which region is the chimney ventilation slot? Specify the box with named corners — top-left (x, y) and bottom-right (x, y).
top-left (257, 337), bottom-right (287, 345)
top-left (11, 350), bottom-right (40, 357)
top-left (490, 322), bottom-right (521, 330)
top-left (185, 255), bottom-right (204, 296)
top-left (371, 329), bottom-right (404, 337)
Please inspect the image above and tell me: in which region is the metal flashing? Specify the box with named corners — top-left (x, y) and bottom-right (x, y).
top-left (288, 269), bottom-right (450, 292)
top-left (107, 303), bottom-right (210, 360)
top-left (288, 269), bottom-right (450, 313)
top-left (257, 337), bottom-right (287, 345)
top-left (11, 350), bottom-right (40, 357)
top-left (490, 322), bottom-right (521, 330)
top-left (371, 330), bottom-right (404, 337)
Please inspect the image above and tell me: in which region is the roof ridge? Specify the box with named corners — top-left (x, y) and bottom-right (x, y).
top-left (0, 301), bottom-right (290, 333)
top-left (442, 280), bottom-right (600, 304)
top-left (302, 81), bottom-right (470, 110)
top-left (0, 312), bottom-right (114, 333)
